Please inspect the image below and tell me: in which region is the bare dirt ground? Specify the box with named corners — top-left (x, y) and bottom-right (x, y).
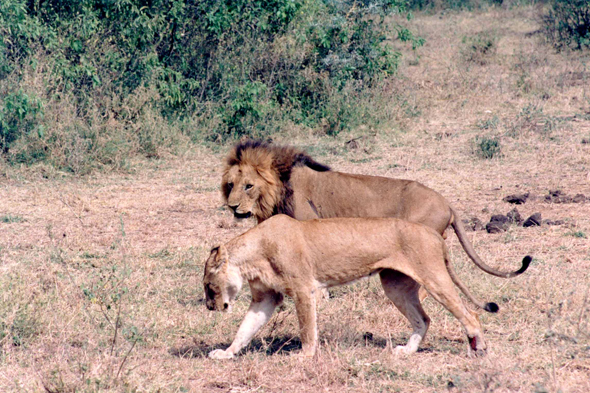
top-left (1, 6), bottom-right (590, 393)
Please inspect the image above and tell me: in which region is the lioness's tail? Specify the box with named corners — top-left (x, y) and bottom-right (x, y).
top-left (444, 253), bottom-right (500, 313)
top-left (450, 206), bottom-right (532, 278)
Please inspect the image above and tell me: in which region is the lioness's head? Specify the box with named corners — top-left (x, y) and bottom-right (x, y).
top-left (221, 140), bottom-right (330, 222)
top-left (203, 245), bottom-right (243, 312)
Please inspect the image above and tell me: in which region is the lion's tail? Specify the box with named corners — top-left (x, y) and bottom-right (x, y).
top-left (443, 252), bottom-right (499, 313)
top-left (450, 206), bottom-right (532, 278)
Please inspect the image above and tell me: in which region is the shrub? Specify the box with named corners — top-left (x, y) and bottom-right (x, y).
top-left (406, 0), bottom-right (505, 12)
top-left (0, 0), bottom-right (423, 169)
top-left (474, 136), bottom-right (501, 159)
top-left (542, 0), bottom-right (590, 50)
top-left (0, 90), bottom-right (45, 157)
top-left (476, 116), bottom-right (499, 130)
top-left (461, 32), bottom-right (497, 65)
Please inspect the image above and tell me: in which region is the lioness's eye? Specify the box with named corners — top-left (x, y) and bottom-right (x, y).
top-left (245, 184), bottom-right (253, 190)
top-left (205, 284), bottom-right (216, 300)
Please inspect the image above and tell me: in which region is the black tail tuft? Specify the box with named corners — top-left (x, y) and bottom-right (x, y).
top-left (516, 255), bottom-right (532, 275)
top-left (484, 302), bottom-right (499, 313)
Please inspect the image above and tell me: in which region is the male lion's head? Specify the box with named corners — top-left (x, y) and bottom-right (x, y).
top-left (203, 245), bottom-right (242, 313)
top-left (221, 140), bottom-right (330, 222)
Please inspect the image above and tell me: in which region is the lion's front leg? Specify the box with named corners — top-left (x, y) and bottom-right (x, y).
top-left (293, 290), bottom-right (318, 358)
top-left (209, 288), bottom-right (283, 360)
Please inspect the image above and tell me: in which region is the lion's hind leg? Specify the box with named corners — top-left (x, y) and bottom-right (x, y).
top-left (380, 269), bottom-right (430, 355)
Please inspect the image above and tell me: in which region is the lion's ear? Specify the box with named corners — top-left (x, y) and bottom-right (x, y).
top-left (207, 245), bottom-right (228, 272)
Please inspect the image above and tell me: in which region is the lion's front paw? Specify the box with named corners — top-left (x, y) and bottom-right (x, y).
top-left (208, 349), bottom-right (234, 360)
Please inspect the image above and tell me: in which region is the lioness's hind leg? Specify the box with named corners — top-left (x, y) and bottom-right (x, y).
top-left (420, 271), bottom-right (487, 355)
top-left (380, 270), bottom-right (430, 355)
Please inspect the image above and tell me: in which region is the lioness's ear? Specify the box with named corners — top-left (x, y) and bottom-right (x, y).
top-left (207, 245), bottom-right (228, 272)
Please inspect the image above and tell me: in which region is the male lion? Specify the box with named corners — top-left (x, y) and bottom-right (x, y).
top-left (203, 214), bottom-right (532, 359)
top-left (221, 140), bottom-right (527, 280)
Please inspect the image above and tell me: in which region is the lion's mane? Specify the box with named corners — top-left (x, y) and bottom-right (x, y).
top-left (222, 140), bottom-right (330, 220)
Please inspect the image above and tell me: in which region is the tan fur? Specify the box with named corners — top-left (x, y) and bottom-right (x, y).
top-left (204, 215), bottom-right (528, 359)
top-left (221, 140), bottom-right (530, 280)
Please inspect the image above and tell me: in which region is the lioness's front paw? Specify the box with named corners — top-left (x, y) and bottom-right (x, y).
top-left (208, 349), bottom-right (234, 359)
top-left (393, 345), bottom-right (415, 355)
top-left (295, 351), bottom-right (315, 361)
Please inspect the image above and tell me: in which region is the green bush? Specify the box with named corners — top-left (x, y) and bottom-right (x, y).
top-left (0, 90), bottom-right (45, 156)
top-left (406, 0), bottom-right (504, 11)
top-left (542, 0), bottom-right (590, 50)
top-left (0, 0), bottom-right (422, 169)
top-left (461, 32), bottom-right (497, 65)
top-left (474, 136), bottom-right (501, 159)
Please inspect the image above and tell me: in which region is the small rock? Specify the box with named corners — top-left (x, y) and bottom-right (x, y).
top-left (543, 219), bottom-right (565, 226)
top-left (345, 137), bottom-right (362, 150)
top-left (490, 214), bottom-right (510, 223)
top-left (523, 213), bottom-right (542, 227)
top-left (573, 194), bottom-right (587, 203)
top-left (506, 208), bottom-right (523, 225)
top-left (463, 217), bottom-right (485, 231)
top-left (503, 193), bottom-right (529, 204)
top-left (555, 196), bottom-right (573, 203)
top-left (486, 221), bottom-right (508, 233)
top-left (582, 138), bottom-right (590, 144)
top-left (486, 215), bottom-right (509, 233)
top-left (544, 189), bottom-right (576, 204)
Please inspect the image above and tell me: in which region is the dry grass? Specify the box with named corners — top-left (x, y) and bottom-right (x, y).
top-left (1, 5), bottom-right (590, 392)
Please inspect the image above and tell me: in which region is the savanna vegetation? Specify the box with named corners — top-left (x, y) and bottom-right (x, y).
top-left (1, 0), bottom-right (590, 392)
top-left (1, 0), bottom-right (425, 174)
top-left (3, 0), bottom-right (586, 176)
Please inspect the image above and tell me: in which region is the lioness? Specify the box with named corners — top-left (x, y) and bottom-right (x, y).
top-left (221, 140), bottom-right (527, 280)
top-left (203, 214), bottom-right (531, 359)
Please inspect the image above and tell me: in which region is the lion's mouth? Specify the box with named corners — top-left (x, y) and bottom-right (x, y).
top-left (233, 211), bottom-right (252, 219)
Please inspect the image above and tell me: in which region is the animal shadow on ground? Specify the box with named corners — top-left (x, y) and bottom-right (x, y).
top-left (169, 336), bottom-right (303, 358)
top-left (356, 332), bottom-right (435, 354)
top-left (170, 330), bottom-right (444, 359)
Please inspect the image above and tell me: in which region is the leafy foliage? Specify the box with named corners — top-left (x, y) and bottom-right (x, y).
top-left (407, 0), bottom-right (505, 11)
top-left (542, 0), bottom-right (590, 50)
top-left (474, 136), bottom-right (501, 159)
top-left (0, 0), bottom-right (421, 170)
top-left (0, 90), bottom-right (45, 157)
top-left (461, 32), bottom-right (497, 65)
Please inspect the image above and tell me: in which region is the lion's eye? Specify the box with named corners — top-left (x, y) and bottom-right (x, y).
top-left (245, 184), bottom-right (253, 191)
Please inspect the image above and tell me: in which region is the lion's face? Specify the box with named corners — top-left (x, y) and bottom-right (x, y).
top-left (203, 246), bottom-right (242, 312)
top-left (222, 164), bottom-right (279, 221)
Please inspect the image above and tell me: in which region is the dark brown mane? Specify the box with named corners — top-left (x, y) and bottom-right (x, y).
top-left (228, 139), bottom-right (330, 176)
top-left (223, 140), bottom-right (331, 220)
